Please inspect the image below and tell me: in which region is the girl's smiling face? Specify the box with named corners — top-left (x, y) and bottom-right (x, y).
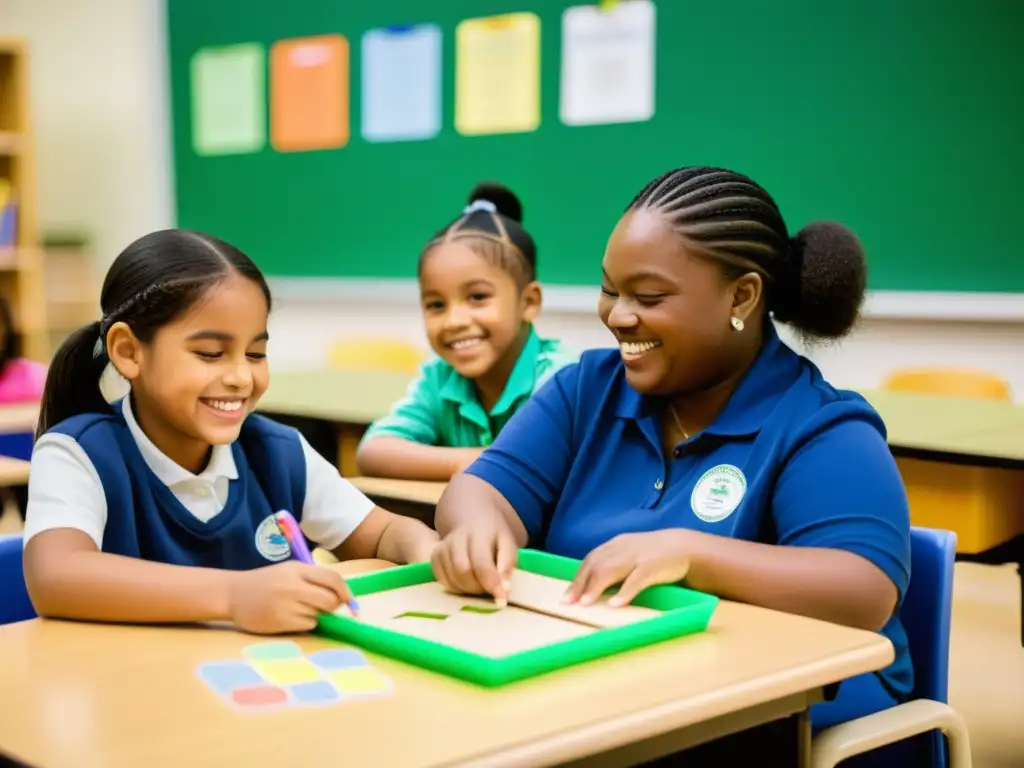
top-left (107, 272), bottom-right (271, 473)
top-left (418, 241), bottom-right (540, 386)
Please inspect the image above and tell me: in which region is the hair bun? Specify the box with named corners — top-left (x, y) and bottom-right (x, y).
top-left (466, 181), bottom-right (523, 223)
top-left (774, 221), bottom-right (867, 342)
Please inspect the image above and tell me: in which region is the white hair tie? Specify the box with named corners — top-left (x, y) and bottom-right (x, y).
top-left (462, 199), bottom-right (497, 215)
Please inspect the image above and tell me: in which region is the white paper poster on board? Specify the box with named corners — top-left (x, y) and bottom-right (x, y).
top-left (361, 24), bottom-right (442, 143)
top-left (559, 0), bottom-right (656, 127)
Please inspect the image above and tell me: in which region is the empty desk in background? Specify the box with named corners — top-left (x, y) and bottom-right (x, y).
top-left (259, 370), bottom-right (412, 476)
top-left (348, 476), bottom-right (445, 526)
top-left (0, 559), bottom-right (893, 768)
top-left (260, 375), bottom-right (1023, 526)
top-left (261, 374), bottom-right (1024, 547)
top-left (862, 390), bottom-right (1024, 554)
top-left (863, 389), bottom-right (1024, 646)
top-left (0, 404), bottom-right (39, 461)
top-left (0, 457), bottom-right (30, 488)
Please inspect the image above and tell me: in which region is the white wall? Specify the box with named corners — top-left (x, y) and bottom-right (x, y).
top-left (4, 0), bottom-right (1024, 399)
top-left (0, 0), bottom-right (173, 264)
top-left (266, 292), bottom-right (1024, 399)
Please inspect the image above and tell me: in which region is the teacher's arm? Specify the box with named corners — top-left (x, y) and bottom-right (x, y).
top-left (567, 409), bottom-right (908, 632)
top-left (687, 412), bottom-right (909, 631)
top-left (433, 366), bottom-right (581, 598)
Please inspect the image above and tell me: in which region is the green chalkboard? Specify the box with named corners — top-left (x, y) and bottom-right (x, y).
top-left (167, 0), bottom-right (1024, 292)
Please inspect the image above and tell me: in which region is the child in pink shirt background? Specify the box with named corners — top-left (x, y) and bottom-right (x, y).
top-left (0, 296), bottom-right (46, 404)
top-left (0, 295), bottom-right (46, 519)
top-left (0, 356), bottom-right (46, 404)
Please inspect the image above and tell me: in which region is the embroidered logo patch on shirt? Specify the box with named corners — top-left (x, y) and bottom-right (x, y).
top-left (690, 464), bottom-right (747, 523)
top-left (255, 515), bottom-right (292, 562)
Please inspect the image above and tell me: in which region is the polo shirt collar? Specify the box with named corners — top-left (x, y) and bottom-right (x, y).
top-left (615, 321), bottom-right (800, 437)
top-left (438, 326), bottom-right (543, 422)
top-left (121, 397), bottom-right (239, 486)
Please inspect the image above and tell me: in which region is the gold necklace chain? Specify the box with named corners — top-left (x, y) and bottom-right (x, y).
top-left (668, 403), bottom-right (690, 441)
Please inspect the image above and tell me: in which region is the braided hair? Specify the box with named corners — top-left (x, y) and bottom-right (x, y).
top-left (37, 229), bottom-right (271, 437)
top-left (628, 166), bottom-right (867, 342)
top-left (419, 182), bottom-right (538, 288)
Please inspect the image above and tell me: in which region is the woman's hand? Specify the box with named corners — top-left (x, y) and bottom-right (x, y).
top-left (564, 530), bottom-right (697, 608)
top-left (431, 520), bottom-right (519, 605)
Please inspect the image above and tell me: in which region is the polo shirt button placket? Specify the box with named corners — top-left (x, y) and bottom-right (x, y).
top-left (650, 477), bottom-right (666, 505)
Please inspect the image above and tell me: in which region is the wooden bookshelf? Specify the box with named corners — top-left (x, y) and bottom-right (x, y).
top-left (42, 244), bottom-right (99, 352)
top-left (0, 38), bottom-right (49, 362)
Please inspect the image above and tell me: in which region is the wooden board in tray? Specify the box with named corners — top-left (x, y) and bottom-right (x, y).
top-left (344, 570), bottom-right (663, 658)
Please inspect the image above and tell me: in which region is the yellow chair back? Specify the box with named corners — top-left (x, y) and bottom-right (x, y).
top-left (882, 368), bottom-right (1012, 402)
top-left (327, 338), bottom-right (424, 374)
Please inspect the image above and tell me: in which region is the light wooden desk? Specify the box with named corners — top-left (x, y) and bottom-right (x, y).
top-left (347, 477), bottom-right (447, 528)
top-left (350, 476), bottom-right (445, 505)
top-left (261, 370), bottom-right (412, 425)
top-left (0, 403), bottom-right (38, 436)
top-left (861, 390), bottom-right (1024, 557)
top-left (862, 389), bottom-right (1024, 464)
top-left (0, 560), bottom-right (893, 768)
top-left (0, 456), bottom-right (30, 486)
top-left (260, 370), bottom-right (412, 475)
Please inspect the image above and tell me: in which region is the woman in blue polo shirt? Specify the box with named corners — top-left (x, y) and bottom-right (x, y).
top-left (431, 166), bottom-right (912, 761)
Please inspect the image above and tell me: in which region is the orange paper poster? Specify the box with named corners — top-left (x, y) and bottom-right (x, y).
top-left (270, 35), bottom-right (349, 152)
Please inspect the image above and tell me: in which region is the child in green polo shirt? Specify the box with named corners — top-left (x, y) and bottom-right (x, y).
top-left (356, 182), bottom-right (577, 481)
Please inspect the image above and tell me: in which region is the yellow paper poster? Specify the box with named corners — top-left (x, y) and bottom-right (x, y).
top-left (455, 12), bottom-right (541, 136)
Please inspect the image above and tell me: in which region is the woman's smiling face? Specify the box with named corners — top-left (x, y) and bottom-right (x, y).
top-left (597, 209), bottom-right (747, 396)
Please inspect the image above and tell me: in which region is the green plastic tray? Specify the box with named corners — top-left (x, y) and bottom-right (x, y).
top-left (316, 549), bottom-right (719, 687)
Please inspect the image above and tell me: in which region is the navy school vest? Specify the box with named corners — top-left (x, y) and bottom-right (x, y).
top-left (46, 405), bottom-right (307, 570)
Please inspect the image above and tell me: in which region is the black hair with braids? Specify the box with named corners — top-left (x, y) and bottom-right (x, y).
top-left (628, 166), bottom-right (867, 342)
top-left (419, 181), bottom-right (538, 287)
top-left (36, 229), bottom-right (271, 438)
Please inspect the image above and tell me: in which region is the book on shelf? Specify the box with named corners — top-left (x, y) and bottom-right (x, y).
top-left (0, 179), bottom-right (16, 247)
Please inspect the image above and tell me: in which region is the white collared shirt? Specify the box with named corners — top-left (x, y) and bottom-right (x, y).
top-left (23, 398), bottom-right (374, 551)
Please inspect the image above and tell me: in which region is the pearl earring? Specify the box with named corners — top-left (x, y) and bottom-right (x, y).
top-left (730, 316), bottom-right (744, 331)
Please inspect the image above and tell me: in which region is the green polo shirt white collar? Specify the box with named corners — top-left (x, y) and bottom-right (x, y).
top-left (360, 328), bottom-right (578, 449)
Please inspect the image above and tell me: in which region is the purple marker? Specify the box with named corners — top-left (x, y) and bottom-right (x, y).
top-left (274, 510), bottom-right (359, 613)
top-left (274, 510), bottom-right (314, 564)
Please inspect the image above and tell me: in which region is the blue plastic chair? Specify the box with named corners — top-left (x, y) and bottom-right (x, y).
top-left (0, 431), bottom-right (34, 461)
top-left (811, 527), bottom-right (972, 767)
top-left (0, 534), bottom-right (35, 625)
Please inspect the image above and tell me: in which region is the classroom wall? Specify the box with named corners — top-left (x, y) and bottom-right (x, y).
top-left (0, 0), bottom-right (173, 262)
top-left (267, 294), bottom-right (1024, 401)
top-left (5, 0), bottom-right (1024, 400)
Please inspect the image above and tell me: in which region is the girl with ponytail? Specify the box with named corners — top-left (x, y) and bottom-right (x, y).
top-left (357, 181), bottom-right (578, 481)
top-left (24, 229), bottom-right (437, 634)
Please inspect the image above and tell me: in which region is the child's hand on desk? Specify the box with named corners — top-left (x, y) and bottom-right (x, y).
top-left (228, 562), bottom-right (353, 634)
top-left (563, 530), bottom-right (695, 608)
top-left (430, 521), bottom-right (518, 605)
